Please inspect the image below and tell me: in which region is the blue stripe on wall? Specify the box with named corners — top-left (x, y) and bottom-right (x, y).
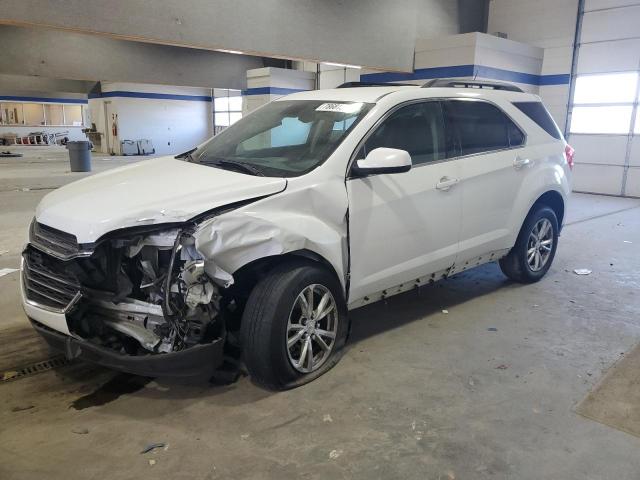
top-left (89, 91), bottom-right (213, 101)
top-left (0, 96), bottom-right (88, 104)
top-left (360, 64), bottom-right (571, 87)
top-left (242, 87), bottom-right (307, 96)
top-left (538, 74), bottom-right (571, 86)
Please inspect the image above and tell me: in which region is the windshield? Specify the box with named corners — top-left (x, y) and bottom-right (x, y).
top-left (188, 100), bottom-right (372, 177)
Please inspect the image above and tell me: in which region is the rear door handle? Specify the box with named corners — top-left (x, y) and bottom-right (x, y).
top-left (513, 157), bottom-right (531, 169)
top-left (436, 176), bottom-right (459, 191)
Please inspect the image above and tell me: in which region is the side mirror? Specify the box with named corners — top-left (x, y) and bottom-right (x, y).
top-left (352, 147), bottom-right (412, 176)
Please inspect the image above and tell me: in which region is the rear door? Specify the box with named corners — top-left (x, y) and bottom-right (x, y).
top-left (443, 99), bottom-right (530, 264)
top-left (347, 100), bottom-right (463, 305)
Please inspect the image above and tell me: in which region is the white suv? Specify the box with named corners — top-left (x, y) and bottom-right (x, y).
top-left (22, 79), bottom-right (572, 389)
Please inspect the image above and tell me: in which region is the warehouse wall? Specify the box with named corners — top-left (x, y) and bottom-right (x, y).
top-left (0, 25), bottom-right (264, 90)
top-left (0, 0), bottom-right (465, 73)
top-left (359, 32), bottom-right (547, 95)
top-left (488, 0), bottom-right (579, 129)
top-left (242, 68), bottom-right (316, 116)
top-left (0, 75), bottom-right (94, 95)
top-left (88, 83), bottom-right (213, 156)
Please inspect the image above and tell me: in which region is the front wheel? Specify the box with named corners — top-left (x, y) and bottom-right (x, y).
top-left (240, 260), bottom-right (348, 390)
top-left (499, 205), bottom-right (559, 283)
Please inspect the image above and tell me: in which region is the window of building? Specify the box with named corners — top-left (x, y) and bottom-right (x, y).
top-left (571, 106), bottom-right (634, 135)
top-left (570, 72), bottom-right (640, 135)
top-left (1, 103), bottom-right (24, 125)
top-left (63, 105), bottom-right (84, 126)
top-left (23, 103), bottom-right (45, 125)
top-left (214, 89), bottom-right (242, 131)
top-left (44, 104), bottom-right (64, 125)
top-left (444, 100), bottom-right (524, 156)
top-left (0, 101), bottom-right (84, 126)
top-left (573, 72), bottom-right (638, 104)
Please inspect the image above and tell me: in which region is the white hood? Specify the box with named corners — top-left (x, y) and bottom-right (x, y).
top-left (35, 156), bottom-right (287, 243)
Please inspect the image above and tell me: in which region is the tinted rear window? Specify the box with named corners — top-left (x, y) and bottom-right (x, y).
top-left (444, 100), bottom-right (525, 156)
top-left (513, 102), bottom-right (562, 140)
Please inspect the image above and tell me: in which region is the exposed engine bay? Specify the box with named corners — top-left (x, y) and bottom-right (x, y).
top-left (25, 225), bottom-right (229, 357)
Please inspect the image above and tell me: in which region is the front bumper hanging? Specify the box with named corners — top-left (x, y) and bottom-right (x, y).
top-left (30, 319), bottom-right (224, 378)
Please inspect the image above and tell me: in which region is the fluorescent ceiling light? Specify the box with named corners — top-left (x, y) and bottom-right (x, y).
top-left (323, 62), bottom-right (362, 69)
top-left (218, 49), bottom-right (244, 55)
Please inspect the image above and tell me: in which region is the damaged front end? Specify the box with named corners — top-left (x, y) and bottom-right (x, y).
top-left (23, 221), bottom-right (230, 376)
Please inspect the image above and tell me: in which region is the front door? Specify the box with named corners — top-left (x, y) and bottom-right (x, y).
top-left (347, 101), bottom-right (463, 306)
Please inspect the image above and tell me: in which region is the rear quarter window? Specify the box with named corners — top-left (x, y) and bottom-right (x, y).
top-left (513, 102), bottom-right (563, 140)
top-left (443, 100), bottom-right (525, 156)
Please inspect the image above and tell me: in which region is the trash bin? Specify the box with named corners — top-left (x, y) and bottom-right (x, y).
top-left (66, 141), bottom-right (92, 172)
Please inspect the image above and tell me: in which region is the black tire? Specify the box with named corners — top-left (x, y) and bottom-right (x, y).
top-left (240, 260), bottom-right (348, 390)
top-left (499, 205), bottom-right (559, 283)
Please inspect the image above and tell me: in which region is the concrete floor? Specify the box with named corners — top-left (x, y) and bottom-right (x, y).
top-left (1, 147), bottom-right (640, 479)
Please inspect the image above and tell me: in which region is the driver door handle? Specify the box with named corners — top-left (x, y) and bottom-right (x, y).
top-left (436, 176), bottom-right (459, 191)
top-left (513, 157), bottom-right (531, 169)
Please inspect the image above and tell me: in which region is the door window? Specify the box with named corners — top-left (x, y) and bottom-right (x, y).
top-left (444, 100), bottom-right (525, 156)
top-left (357, 102), bottom-right (448, 166)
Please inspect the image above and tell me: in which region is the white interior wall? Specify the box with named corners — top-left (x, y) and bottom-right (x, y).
top-left (88, 82), bottom-right (213, 156)
top-left (412, 33), bottom-right (544, 93)
top-left (243, 68), bottom-right (316, 116)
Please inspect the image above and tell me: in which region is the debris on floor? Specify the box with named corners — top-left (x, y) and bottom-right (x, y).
top-left (0, 268), bottom-right (18, 278)
top-left (495, 364), bottom-right (509, 370)
top-left (329, 449), bottom-right (343, 460)
top-left (11, 404), bottom-right (35, 412)
top-left (0, 151), bottom-right (23, 158)
top-left (71, 427), bottom-right (89, 435)
top-left (323, 414), bottom-right (333, 423)
top-left (148, 459), bottom-right (156, 466)
top-left (0, 250), bottom-right (8, 256)
top-left (623, 240), bottom-right (632, 244)
top-left (442, 309), bottom-right (449, 314)
top-left (140, 442), bottom-right (165, 454)
top-left (487, 327), bottom-right (498, 332)
top-left (573, 268), bottom-right (592, 275)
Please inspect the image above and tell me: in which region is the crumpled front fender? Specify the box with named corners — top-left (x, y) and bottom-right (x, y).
top-left (193, 179), bottom-right (349, 290)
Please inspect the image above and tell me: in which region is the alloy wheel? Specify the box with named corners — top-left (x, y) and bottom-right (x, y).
top-left (527, 218), bottom-right (554, 272)
top-left (286, 284), bottom-right (338, 373)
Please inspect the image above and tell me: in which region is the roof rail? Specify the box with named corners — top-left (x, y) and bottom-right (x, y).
top-left (422, 78), bottom-right (524, 93)
top-left (336, 81), bottom-right (417, 88)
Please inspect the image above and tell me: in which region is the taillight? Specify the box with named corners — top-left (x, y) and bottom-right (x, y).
top-left (565, 144), bottom-right (575, 170)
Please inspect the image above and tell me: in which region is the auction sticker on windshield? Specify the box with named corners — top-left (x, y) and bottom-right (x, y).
top-left (316, 102), bottom-right (364, 114)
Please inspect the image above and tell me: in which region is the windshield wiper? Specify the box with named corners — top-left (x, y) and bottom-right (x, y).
top-left (203, 158), bottom-right (265, 176)
top-left (175, 147), bottom-right (197, 162)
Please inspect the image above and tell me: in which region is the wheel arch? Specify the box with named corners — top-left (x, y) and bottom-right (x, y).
top-left (228, 249), bottom-right (344, 299)
top-left (530, 190), bottom-right (565, 231)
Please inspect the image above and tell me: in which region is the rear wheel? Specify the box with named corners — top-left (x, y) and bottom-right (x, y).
top-left (240, 260), bottom-right (348, 390)
top-left (499, 205), bottom-right (559, 283)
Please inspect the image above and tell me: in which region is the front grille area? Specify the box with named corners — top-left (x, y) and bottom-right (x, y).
top-left (22, 247), bottom-right (81, 312)
top-left (30, 221), bottom-right (80, 258)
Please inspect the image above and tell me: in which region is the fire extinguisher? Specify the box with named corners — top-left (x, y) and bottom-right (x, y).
top-left (111, 114), bottom-right (118, 138)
